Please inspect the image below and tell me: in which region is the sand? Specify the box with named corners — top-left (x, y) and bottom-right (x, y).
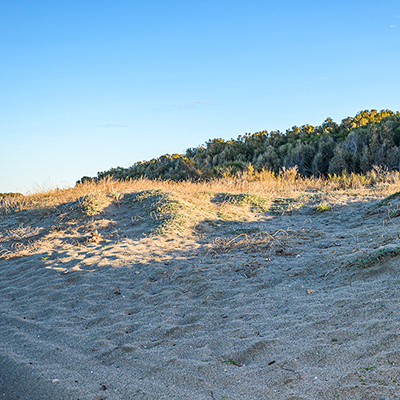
top-left (1, 190), bottom-right (400, 399)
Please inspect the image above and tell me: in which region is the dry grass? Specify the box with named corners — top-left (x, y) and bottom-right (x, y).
top-left (1, 167), bottom-right (400, 217)
top-left (210, 230), bottom-right (290, 256)
top-left (3, 168), bottom-right (400, 272)
top-left (0, 224), bottom-right (41, 242)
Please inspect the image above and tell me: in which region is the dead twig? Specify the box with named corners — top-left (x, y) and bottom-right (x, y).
top-left (209, 229), bottom-right (292, 256)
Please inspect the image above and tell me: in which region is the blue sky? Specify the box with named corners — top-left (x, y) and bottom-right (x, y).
top-left (1, 1), bottom-right (400, 193)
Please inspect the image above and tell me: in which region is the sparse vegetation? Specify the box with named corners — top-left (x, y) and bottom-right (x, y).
top-left (269, 197), bottom-right (304, 215)
top-left (211, 230), bottom-right (289, 255)
top-left (80, 193), bottom-right (113, 216)
top-left (213, 192), bottom-right (270, 213)
top-left (129, 189), bottom-right (185, 235)
top-left (315, 201), bottom-right (332, 212)
top-left (351, 246), bottom-right (400, 269)
top-left (222, 359), bottom-right (242, 367)
top-left (374, 191), bottom-right (400, 208)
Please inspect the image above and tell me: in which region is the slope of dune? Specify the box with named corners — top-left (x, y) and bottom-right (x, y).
top-left (2, 180), bottom-right (400, 399)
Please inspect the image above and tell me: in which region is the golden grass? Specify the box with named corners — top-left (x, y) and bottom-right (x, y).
top-left (2, 167), bottom-right (400, 216)
top-left (2, 167), bottom-right (400, 262)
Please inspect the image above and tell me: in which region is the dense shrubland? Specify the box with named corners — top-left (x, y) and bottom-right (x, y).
top-left (78, 109), bottom-right (400, 184)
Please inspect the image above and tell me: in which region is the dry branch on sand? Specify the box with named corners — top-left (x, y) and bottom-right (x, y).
top-left (210, 230), bottom-right (291, 256)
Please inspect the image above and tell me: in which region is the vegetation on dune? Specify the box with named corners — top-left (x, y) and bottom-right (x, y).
top-left (212, 193), bottom-right (270, 213)
top-left (351, 246), bottom-right (400, 269)
top-left (80, 193), bottom-right (114, 216)
top-left (0, 193), bottom-right (23, 199)
top-left (78, 109), bottom-right (400, 183)
top-left (128, 189), bottom-right (185, 235)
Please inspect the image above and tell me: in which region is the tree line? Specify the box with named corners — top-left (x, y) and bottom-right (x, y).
top-left (78, 109), bottom-right (400, 183)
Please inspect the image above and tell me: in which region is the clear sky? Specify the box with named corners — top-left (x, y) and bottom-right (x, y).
top-left (1, 0), bottom-right (400, 194)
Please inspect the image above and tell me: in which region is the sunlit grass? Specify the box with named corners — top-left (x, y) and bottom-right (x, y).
top-left (2, 167), bottom-right (400, 216)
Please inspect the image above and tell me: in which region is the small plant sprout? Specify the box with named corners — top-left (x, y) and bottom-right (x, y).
top-left (315, 201), bottom-right (332, 212)
top-left (222, 359), bottom-right (242, 367)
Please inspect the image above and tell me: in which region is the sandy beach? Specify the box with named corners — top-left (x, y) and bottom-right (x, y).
top-left (2, 186), bottom-right (400, 399)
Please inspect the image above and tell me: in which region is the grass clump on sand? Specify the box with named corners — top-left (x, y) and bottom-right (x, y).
top-left (351, 246), bottom-right (400, 269)
top-left (213, 192), bottom-right (270, 213)
top-left (269, 196), bottom-right (309, 215)
top-left (369, 191), bottom-right (400, 219)
top-left (80, 193), bottom-right (114, 216)
top-left (315, 201), bottom-right (332, 212)
top-left (374, 191), bottom-right (400, 208)
top-left (129, 189), bottom-right (185, 235)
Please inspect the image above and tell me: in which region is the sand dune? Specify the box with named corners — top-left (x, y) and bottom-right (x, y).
top-left (1, 188), bottom-right (400, 399)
